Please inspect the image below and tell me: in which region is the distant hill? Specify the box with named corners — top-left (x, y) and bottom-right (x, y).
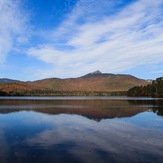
top-left (0, 78), bottom-right (20, 83)
top-left (32, 70), bottom-right (148, 92)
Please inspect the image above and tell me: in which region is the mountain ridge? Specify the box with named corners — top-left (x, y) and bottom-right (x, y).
top-left (0, 70), bottom-right (151, 82)
top-left (32, 71), bottom-right (149, 92)
top-left (0, 71), bottom-right (150, 95)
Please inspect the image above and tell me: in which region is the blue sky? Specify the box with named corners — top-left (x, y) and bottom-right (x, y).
top-left (0, 0), bottom-right (163, 81)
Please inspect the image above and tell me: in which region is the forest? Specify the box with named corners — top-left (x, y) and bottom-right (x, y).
top-left (0, 88), bottom-right (126, 96)
top-left (127, 77), bottom-right (163, 97)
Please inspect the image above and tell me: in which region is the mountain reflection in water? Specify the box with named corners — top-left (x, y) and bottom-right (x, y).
top-left (0, 97), bottom-right (162, 120)
top-left (0, 97), bottom-right (163, 163)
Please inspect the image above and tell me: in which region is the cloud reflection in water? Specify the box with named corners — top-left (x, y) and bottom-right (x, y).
top-left (0, 97), bottom-right (163, 163)
top-left (23, 112), bottom-right (163, 163)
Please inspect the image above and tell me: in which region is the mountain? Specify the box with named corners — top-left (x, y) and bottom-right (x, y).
top-left (0, 71), bottom-right (149, 96)
top-left (0, 78), bottom-right (20, 83)
top-left (32, 70), bottom-right (148, 92)
top-left (81, 70), bottom-right (114, 78)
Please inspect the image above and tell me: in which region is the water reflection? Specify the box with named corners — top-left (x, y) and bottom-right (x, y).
top-left (0, 97), bottom-right (163, 163)
top-left (0, 111), bottom-right (163, 163)
top-left (127, 99), bottom-right (163, 117)
top-left (0, 97), bottom-right (158, 120)
top-left (0, 97), bottom-right (163, 120)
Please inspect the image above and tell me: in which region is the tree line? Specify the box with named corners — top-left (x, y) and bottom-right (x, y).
top-left (127, 77), bottom-right (163, 97)
top-left (0, 90), bottom-right (9, 96)
top-left (0, 89), bottom-right (127, 96)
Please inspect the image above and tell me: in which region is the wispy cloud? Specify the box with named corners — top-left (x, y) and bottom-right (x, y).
top-left (27, 0), bottom-right (163, 79)
top-left (0, 0), bottom-right (28, 66)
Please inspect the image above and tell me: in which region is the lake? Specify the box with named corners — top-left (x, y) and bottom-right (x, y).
top-left (0, 96), bottom-right (163, 163)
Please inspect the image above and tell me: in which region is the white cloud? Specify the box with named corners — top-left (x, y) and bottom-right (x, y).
top-left (0, 0), bottom-right (28, 66)
top-left (27, 0), bottom-right (163, 79)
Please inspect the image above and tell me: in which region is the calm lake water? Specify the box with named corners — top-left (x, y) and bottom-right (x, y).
top-left (0, 96), bottom-right (163, 163)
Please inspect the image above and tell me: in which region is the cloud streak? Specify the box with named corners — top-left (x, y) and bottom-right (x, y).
top-left (0, 0), bottom-right (28, 66)
top-left (27, 0), bottom-right (163, 79)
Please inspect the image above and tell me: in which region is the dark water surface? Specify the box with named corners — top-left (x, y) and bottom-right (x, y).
top-left (0, 96), bottom-right (163, 163)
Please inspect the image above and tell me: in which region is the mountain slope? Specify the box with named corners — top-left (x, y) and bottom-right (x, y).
top-left (32, 71), bottom-right (148, 92)
top-left (0, 82), bottom-right (48, 95)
